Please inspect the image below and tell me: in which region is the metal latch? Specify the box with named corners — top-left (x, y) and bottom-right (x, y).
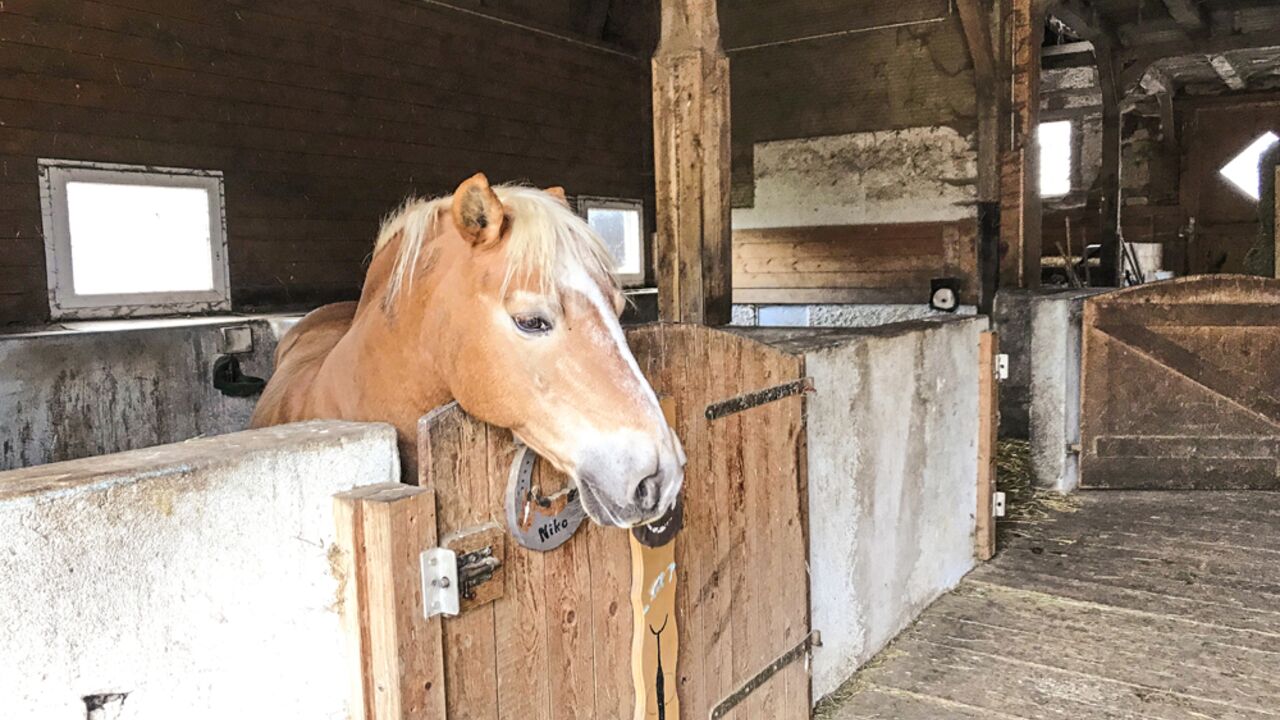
top-left (993, 491), bottom-right (1007, 518)
top-left (457, 546), bottom-right (501, 601)
top-left (996, 354), bottom-right (1010, 381)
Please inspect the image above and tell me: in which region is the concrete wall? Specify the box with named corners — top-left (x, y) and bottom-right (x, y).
top-left (742, 316), bottom-right (986, 702)
top-left (994, 289), bottom-right (1104, 491)
top-left (0, 317), bottom-right (286, 471)
top-left (0, 420), bottom-right (398, 719)
top-left (732, 127), bottom-right (977, 229)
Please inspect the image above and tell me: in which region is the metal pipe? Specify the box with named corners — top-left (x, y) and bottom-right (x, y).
top-left (414, 0), bottom-right (641, 60)
top-left (727, 0), bottom-right (955, 53)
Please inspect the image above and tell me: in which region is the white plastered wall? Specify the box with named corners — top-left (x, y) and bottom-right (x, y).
top-left (0, 420), bottom-right (398, 719)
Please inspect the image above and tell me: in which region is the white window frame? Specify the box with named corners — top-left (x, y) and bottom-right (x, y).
top-left (38, 159), bottom-right (231, 319)
top-left (577, 196), bottom-right (648, 287)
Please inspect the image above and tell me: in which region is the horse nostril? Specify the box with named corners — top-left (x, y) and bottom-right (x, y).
top-left (634, 476), bottom-right (660, 513)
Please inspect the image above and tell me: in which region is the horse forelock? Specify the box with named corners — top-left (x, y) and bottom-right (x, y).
top-left (371, 185), bottom-right (619, 311)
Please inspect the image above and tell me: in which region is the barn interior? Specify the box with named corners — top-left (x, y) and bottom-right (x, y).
top-left (1, 0), bottom-right (1279, 718)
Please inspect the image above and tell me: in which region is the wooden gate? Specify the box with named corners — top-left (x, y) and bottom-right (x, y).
top-left (1081, 275), bottom-right (1280, 489)
top-left (353, 323), bottom-right (811, 719)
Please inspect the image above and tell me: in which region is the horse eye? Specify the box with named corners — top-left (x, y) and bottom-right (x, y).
top-left (513, 314), bottom-right (553, 335)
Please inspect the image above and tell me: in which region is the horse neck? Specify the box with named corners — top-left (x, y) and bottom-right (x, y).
top-left (321, 243), bottom-right (453, 428)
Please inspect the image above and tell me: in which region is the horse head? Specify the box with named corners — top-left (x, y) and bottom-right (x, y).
top-left (374, 174), bottom-right (685, 528)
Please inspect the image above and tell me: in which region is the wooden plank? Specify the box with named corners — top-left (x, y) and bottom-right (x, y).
top-left (975, 331), bottom-right (997, 561)
top-left (733, 287), bottom-right (925, 304)
top-left (333, 489), bottom-right (374, 720)
top-left (334, 483), bottom-right (447, 720)
top-left (733, 270), bottom-right (939, 290)
top-left (420, 410), bottom-right (501, 720)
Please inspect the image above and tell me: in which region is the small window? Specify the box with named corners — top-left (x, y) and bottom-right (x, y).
top-left (578, 197), bottom-right (646, 286)
top-left (39, 160), bottom-right (229, 319)
top-left (1219, 131), bottom-right (1279, 201)
top-left (1038, 120), bottom-right (1073, 198)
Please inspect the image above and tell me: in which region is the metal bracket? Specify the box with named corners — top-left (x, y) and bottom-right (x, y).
top-left (421, 548), bottom-right (459, 619)
top-left (996, 353), bottom-right (1010, 381)
top-left (709, 631), bottom-right (821, 720)
top-left (993, 491), bottom-right (1007, 518)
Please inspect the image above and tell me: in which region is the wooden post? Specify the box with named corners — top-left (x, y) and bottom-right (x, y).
top-left (334, 484), bottom-right (447, 720)
top-left (652, 0), bottom-right (733, 325)
top-left (976, 332), bottom-right (999, 561)
top-left (1000, 0), bottom-right (1045, 289)
top-left (957, 0), bottom-right (1003, 311)
top-left (1096, 44), bottom-right (1124, 286)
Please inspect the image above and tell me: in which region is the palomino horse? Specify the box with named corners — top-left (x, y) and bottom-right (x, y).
top-left (252, 174), bottom-right (684, 528)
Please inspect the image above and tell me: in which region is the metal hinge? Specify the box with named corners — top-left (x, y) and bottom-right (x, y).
top-left (996, 354), bottom-right (1010, 381)
top-left (709, 631), bottom-right (822, 720)
top-left (993, 491), bottom-right (1007, 518)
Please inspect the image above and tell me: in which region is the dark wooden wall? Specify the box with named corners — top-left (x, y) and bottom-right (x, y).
top-left (0, 0), bottom-right (654, 327)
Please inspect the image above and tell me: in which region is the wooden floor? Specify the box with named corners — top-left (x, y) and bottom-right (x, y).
top-left (818, 491), bottom-right (1280, 719)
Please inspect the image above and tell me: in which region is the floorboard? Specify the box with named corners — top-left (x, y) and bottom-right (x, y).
top-left (817, 491), bottom-right (1280, 719)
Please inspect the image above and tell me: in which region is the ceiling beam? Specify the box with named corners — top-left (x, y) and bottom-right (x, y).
top-left (1048, 0), bottom-right (1121, 48)
top-left (1207, 53), bottom-right (1247, 90)
top-left (1160, 0), bottom-right (1207, 33)
top-left (1118, 30), bottom-right (1280, 89)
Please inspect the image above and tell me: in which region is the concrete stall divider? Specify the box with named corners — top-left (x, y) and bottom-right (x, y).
top-left (735, 316), bottom-right (988, 702)
top-left (0, 420), bottom-right (399, 719)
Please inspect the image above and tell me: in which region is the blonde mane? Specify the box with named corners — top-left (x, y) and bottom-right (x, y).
top-left (372, 185), bottom-right (620, 308)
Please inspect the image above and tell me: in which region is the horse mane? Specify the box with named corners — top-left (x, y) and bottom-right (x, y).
top-left (372, 185), bottom-right (620, 309)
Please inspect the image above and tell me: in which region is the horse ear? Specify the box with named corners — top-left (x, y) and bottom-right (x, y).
top-left (452, 173), bottom-right (505, 246)
top-left (544, 186), bottom-right (568, 205)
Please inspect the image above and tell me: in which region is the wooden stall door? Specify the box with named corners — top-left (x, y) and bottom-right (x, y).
top-left (1081, 276), bottom-right (1280, 490)
top-left (1182, 98), bottom-right (1280, 275)
top-left (419, 323), bottom-right (811, 720)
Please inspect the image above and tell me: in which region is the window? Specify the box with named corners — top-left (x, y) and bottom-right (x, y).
top-left (1219, 131), bottom-right (1279, 201)
top-left (1038, 120), bottom-right (1073, 198)
top-left (578, 197), bottom-right (646, 286)
top-left (39, 160), bottom-right (229, 319)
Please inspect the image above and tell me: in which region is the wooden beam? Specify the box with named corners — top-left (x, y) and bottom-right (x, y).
top-left (1000, 0), bottom-right (1046, 289)
top-left (1048, 0), bottom-right (1120, 47)
top-left (1097, 43), bottom-right (1124, 286)
top-left (1207, 54), bottom-right (1247, 90)
top-left (1160, 0), bottom-right (1208, 32)
top-left (653, 0), bottom-right (732, 325)
top-left (1119, 30), bottom-right (1280, 90)
top-left (957, 0), bottom-right (1000, 203)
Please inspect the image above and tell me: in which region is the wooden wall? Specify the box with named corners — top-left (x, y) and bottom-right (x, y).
top-left (0, 0), bottom-right (654, 327)
top-left (733, 221), bottom-right (978, 304)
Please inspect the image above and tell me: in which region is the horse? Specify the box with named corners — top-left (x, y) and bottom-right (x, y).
top-left (251, 173), bottom-right (685, 528)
